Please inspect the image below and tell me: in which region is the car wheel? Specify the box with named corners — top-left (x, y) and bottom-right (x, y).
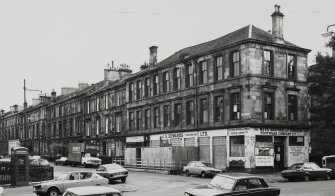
top-left (325, 174), bottom-right (331, 180)
top-left (201, 172), bottom-right (206, 178)
top-left (83, 163), bottom-right (87, 168)
top-left (186, 171), bottom-right (190, 177)
top-left (288, 178), bottom-right (294, 182)
top-left (304, 175), bottom-right (309, 182)
top-left (47, 187), bottom-right (60, 196)
top-left (121, 178), bottom-right (126, 183)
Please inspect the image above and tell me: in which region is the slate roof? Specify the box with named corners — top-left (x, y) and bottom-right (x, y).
top-left (156, 25), bottom-right (310, 68)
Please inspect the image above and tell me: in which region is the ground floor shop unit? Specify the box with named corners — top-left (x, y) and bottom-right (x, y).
top-left (125, 127), bottom-right (310, 172)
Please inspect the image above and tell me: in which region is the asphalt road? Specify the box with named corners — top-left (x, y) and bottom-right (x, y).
top-left (3, 165), bottom-right (335, 196)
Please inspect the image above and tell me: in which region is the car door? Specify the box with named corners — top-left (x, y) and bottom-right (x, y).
top-left (79, 172), bottom-right (95, 186)
top-left (246, 178), bottom-right (271, 196)
top-left (188, 162), bottom-right (196, 175)
top-left (310, 163), bottom-right (323, 178)
top-left (194, 162), bottom-right (203, 175)
top-left (230, 179), bottom-right (250, 196)
top-left (63, 173), bottom-right (81, 192)
top-left (303, 163), bottom-right (317, 179)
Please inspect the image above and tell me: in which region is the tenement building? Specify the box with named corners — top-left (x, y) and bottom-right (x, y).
top-left (0, 5), bottom-right (311, 172)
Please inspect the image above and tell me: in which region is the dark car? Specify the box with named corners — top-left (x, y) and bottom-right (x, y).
top-left (281, 162), bottom-right (333, 181)
top-left (96, 163), bottom-right (128, 183)
top-left (183, 161), bottom-right (222, 178)
top-left (185, 174), bottom-right (280, 196)
top-left (55, 157), bottom-right (69, 166)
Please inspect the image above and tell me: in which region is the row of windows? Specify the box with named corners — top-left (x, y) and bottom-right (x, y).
top-left (129, 51), bottom-right (298, 102)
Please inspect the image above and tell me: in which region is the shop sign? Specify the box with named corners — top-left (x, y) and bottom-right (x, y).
top-left (259, 128), bottom-right (305, 136)
top-left (126, 136), bottom-right (144, 143)
top-left (255, 156), bottom-right (274, 166)
top-left (229, 128), bottom-right (250, 135)
top-left (160, 132), bottom-right (197, 139)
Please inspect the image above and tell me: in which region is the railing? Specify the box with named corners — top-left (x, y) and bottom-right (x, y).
top-left (112, 158), bottom-right (189, 174)
top-left (29, 165), bottom-right (54, 182)
top-left (0, 162), bottom-right (11, 185)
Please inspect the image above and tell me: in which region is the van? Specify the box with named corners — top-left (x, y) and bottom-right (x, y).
top-left (322, 155), bottom-right (335, 173)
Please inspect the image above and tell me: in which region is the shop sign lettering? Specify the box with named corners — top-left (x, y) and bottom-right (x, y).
top-left (290, 146), bottom-right (304, 156)
top-left (229, 128), bottom-right (250, 135)
top-left (160, 133), bottom-right (183, 139)
top-left (259, 128), bottom-right (305, 136)
top-left (126, 136), bottom-right (144, 143)
top-left (199, 131), bottom-right (208, 137)
top-left (255, 156), bottom-right (274, 166)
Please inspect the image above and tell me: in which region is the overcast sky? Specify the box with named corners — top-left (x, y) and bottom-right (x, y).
top-left (0, 0), bottom-right (334, 111)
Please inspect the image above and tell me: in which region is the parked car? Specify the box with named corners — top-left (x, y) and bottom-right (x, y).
top-left (281, 162), bottom-right (333, 181)
top-left (185, 174), bottom-right (280, 196)
top-left (96, 163), bottom-right (128, 183)
top-left (29, 157), bottom-right (51, 166)
top-left (33, 171), bottom-right (109, 196)
top-left (183, 161), bottom-right (221, 178)
top-left (55, 157), bottom-right (69, 166)
top-left (0, 187), bottom-right (3, 196)
top-left (62, 186), bottom-right (122, 196)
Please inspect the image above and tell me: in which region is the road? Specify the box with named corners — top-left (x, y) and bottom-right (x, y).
top-left (3, 165), bottom-right (335, 196)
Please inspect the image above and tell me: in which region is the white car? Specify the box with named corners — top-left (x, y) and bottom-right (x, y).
top-left (0, 187), bottom-right (4, 196)
top-left (33, 171), bottom-right (109, 196)
top-left (62, 186), bottom-right (122, 196)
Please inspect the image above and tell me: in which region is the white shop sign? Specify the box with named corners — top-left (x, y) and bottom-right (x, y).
top-left (257, 128), bottom-right (306, 136)
top-left (229, 128), bottom-right (250, 135)
top-left (126, 136), bottom-right (144, 143)
top-left (255, 156), bottom-right (274, 167)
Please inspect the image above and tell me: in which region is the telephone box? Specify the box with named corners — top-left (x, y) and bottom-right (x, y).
top-left (11, 147), bottom-right (29, 186)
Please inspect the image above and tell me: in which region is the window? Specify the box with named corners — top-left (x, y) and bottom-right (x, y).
top-left (289, 136), bottom-right (304, 146)
top-left (153, 75), bottom-right (159, 95)
top-left (136, 111), bottom-right (142, 130)
top-left (230, 136), bottom-right (245, 157)
top-left (214, 96), bottom-right (223, 122)
top-left (145, 78), bottom-right (150, 97)
top-left (174, 103), bottom-right (181, 126)
top-left (186, 64), bottom-right (194, 87)
top-left (264, 92), bottom-right (274, 120)
top-left (199, 61), bottom-right (208, 84)
top-left (105, 116), bottom-right (109, 134)
top-left (186, 101), bottom-right (194, 125)
top-left (129, 83), bottom-right (134, 102)
top-left (231, 51), bottom-right (240, 77)
top-left (137, 80), bottom-right (142, 100)
top-left (163, 71), bottom-right (170, 93)
top-left (154, 107), bottom-right (160, 128)
top-left (215, 56), bottom-right (223, 81)
top-left (129, 112), bottom-right (134, 131)
top-left (115, 114), bottom-right (122, 133)
top-left (200, 98), bottom-right (208, 123)
top-left (263, 50), bottom-right (273, 76)
top-left (163, 106), bottom-right (170, 127)
top-left (255, 136), bottom-right (273, 156)
top-left (288, 54), bottom-right (296, 80)
top-left (288, 95), bottom-right (298, 121)
top-left (230, 92), bottom-right (240, 120)
top-left (174, 68), bottom-right (181, 90)
top-left (145, 109), bottom-right (150, 129)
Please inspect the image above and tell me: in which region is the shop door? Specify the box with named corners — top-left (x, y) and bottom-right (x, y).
top-left (198, 137), bottom-right (210, 162)
top-left (274, 136), bottom-right (285, 172)
top-left (213, 136), bottom-right (227, 170)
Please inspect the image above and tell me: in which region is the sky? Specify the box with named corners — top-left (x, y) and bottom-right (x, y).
top-left (0, 0), bottom-right (334, 111)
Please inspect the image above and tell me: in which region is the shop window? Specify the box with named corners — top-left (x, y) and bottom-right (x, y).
top-left (288, 95), bottom-right (298, 121)
top-left (264, 92), bottom-right (274, 120)
top-left (263, 50), bottom-right (273, 76)
top-left (163, 71), bottom-right (170, 93)
top-left (199, 61), bottom-right (208, 84)
top-left (230, 136), bottom-right (245, 157)
top-left (255, 136), bottom-right (273, 156)
top-left (289, 136), bottom-right (304, 146)
top-left (230, 92), bottom-right (240, 120)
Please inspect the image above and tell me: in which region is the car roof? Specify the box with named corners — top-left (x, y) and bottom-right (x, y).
top-left (215, 174), bottom-right (264, 180)
top-left (65, 186), bottom-right (121, 195)
top-left (101, 163), bottom-right (122, 167)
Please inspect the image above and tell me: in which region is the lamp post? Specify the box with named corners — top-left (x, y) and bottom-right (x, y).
top-left (322, 24), bottom-right (335, 57)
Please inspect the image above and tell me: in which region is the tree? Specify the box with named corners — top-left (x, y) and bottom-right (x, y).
top-left (308, 49), bottom-right (335, 156)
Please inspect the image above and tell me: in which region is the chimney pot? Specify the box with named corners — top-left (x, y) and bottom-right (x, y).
top-left (271, 4), bottom-right (284, 44)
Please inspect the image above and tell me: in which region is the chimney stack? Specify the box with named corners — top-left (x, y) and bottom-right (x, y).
top-left (51, 91), bottom-right (56, 102)
top-left (149, 46), bottom-right (158, 66)
top-left (271, 5), bottom-right (284, 44)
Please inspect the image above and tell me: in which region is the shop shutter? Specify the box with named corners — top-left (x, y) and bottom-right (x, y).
top-left (171, 138), bottom-right (183, 146)
top-left (151, 140), bottom-right (160, 148)
top-left (199, 137), bottom-right (210, 162)
top-left (184, 137), bottom-right (196, 147)
top-left (213, 136), bottom-right (227, 169)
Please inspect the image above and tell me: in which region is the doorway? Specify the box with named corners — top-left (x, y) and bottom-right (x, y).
top-left (274, 136), bottom-right (285, 172)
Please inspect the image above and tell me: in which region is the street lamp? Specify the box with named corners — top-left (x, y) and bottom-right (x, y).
top-left (321, 24), bottom-right (335, 57)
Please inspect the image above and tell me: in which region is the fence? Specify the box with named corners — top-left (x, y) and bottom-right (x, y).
top-left (112, 158), bottom-right (189, 174)
top-left (29, 165), bottom-right (54, 182)
top-left (0, 162), bottom-right (12, 184)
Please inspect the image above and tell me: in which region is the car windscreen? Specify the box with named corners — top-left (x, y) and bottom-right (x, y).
top-left (290, 164), bottom-right (303, 169)
top-left (202, 162), bottom-right (213, 167)
top-left (209, 175), bottom-right (236, 190)
top-left (56, 174), bottom-right (69, 181)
